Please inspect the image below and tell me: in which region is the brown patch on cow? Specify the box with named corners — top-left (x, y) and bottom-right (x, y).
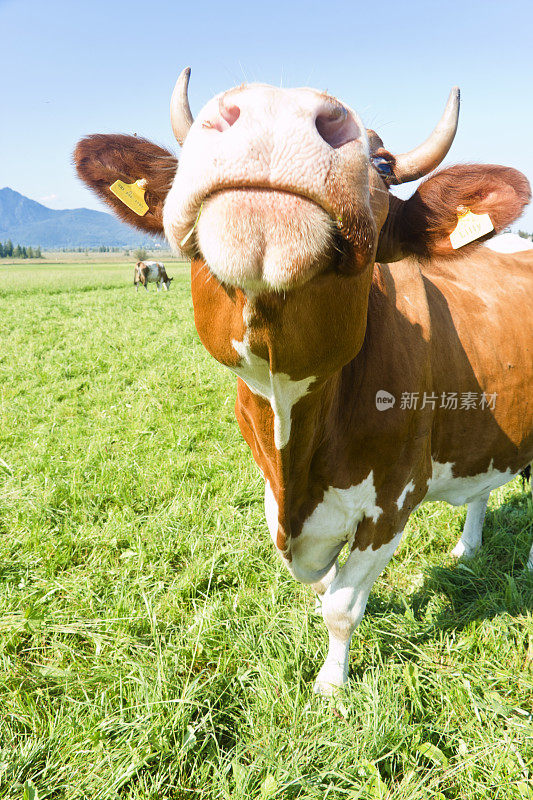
top-left (190, 259), bottom-right (248, 369)
top-left (134, 261), bottom-right (146, 287)
top-left (74, 134), bottom-right (178, 235)
top-left (377, 164), bottom-right (531, 262)
top-left (421, 248), bottom-right (533, 477)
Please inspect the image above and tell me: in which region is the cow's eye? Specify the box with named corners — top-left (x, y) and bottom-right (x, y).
top-left (371, 156), bottom-right (392, 176)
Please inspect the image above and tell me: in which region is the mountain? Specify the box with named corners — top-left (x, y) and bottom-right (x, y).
top-left (0, 187), bottom-right (160, 248)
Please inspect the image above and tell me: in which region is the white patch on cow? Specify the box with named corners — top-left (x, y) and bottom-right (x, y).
top-left (484, 233), bottom-right (533, 253)
top-left (314, 530), bottom-right (403, 694)
top-left (231, 334), bottom-right (315, 449)
top-left (396, 480), bottom-right (415, 510)
top-left (143, 261), bottom-right (164, 281)
top-left (425, 460), bottom-right (515, 506)
top-left (264, 479), bottom-right (279, 548)
top-left (289, 473), bottom-right (383, 583)
top-left (450, 491), bottom-right (489, 559)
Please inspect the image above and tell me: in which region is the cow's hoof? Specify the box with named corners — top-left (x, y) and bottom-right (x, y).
top-left (451, 540), bottom-right (479, 560)
top-left (313, 678), bottom-right (346, 696)
top-left (313, 668), bottom-right (347, 696)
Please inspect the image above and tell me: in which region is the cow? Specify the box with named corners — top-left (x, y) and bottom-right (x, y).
top-left (134, 259), bottom-right (173, 291)
top-left (74, 68), bottom-right (533, 695)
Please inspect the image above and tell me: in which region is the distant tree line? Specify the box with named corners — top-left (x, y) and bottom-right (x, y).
top-left (54, 246), bottom-right (143, 253)
top-left (52, 246), bottom-right (125, 253)
top-left (518, 230), bottom-right (533, 241)
top-left (0, 240), bottom-right (42, 258)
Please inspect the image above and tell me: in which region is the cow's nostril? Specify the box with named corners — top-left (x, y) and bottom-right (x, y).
top-left (219, 100), bottom-right (241, 128)
top-left (202, 100), bottom-right (241, 132)
top-left (316, 105), bottom-right (360, 149)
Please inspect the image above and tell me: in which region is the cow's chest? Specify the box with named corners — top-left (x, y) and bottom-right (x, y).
top-left (265, 473), bottom-right (385, 583)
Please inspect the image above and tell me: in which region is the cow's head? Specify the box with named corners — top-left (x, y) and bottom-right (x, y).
top-left (75, 70), bottom-right (530, 378)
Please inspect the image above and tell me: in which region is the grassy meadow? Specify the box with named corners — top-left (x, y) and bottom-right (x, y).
top-left (0, 258), bottom-right (532, 799)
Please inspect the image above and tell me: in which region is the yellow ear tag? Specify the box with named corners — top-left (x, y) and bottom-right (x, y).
top-left (449, 206), bottom-right (494, 249)
top-left (109, 178), bottom-right (149, 216)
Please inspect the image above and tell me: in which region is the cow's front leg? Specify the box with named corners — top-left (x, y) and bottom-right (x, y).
top-left (312, 560), bottom-right (338, 596)
top-left (451, 492), bottom-right (489, 559)
top-left (314, 530), bottom-right (403, 695)
top-left (311, 560), bottom-right (338, 614)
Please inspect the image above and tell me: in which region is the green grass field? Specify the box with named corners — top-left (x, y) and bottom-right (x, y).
top-left (0, 260), bottom-right (531, 799)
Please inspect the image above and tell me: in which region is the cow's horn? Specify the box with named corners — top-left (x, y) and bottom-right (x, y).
top-left (170, 67), bottom-right (194, 146)
top-left (391, 87), bottom-right (460, 184)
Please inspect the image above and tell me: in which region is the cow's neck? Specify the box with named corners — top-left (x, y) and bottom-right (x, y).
top-left (190, 258), bottom-right (377, 553)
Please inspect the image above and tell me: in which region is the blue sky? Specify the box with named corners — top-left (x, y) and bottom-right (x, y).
top-left (1, 0), bottom-right (532, 230)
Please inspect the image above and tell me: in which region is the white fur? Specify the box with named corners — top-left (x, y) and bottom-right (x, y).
top-left (231, 334), bottom-right (315, 449)
top-left (425, 461), bottom-right (532, 561)
top-left (290, 475), bottom-right (383, 583)
top-left (142, 261), bottom-right (163, 280)
top-left (450, 492), bottom-right (490, 559)
top-left (314, 531), bottom-right (403, 694)
top-left (266, 458), bottom-right (530, 694)
top-left (425, 460), bottom-right (515, 506)
top-left (396, 480), bottom-right (415, 510)
top-left (312, 560), bottom-right (339, 599)
top-left (265, 473), bottom-right (383, 583)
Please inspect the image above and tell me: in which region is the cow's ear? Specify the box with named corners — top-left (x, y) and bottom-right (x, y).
top-left (376, 164), bottom-right (531, 262)
top-left (74, 134), bottom-right (178, 236)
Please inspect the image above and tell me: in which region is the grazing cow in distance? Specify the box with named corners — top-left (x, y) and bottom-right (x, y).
top-left (134, 260), bottom-right (173, 291)
top-left (75, 69), bottom-right (533, 695)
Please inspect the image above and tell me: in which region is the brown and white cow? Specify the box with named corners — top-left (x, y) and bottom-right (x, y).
top-left (75, 69), bottom-right (533, 694)
top-left (134, 259), bottom-right (173, 291)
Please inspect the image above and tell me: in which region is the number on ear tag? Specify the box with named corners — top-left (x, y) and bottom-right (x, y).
top-left (109, 179), bottom-right (149, 216)
top-left (449, 207), bottom-right (494, 249)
